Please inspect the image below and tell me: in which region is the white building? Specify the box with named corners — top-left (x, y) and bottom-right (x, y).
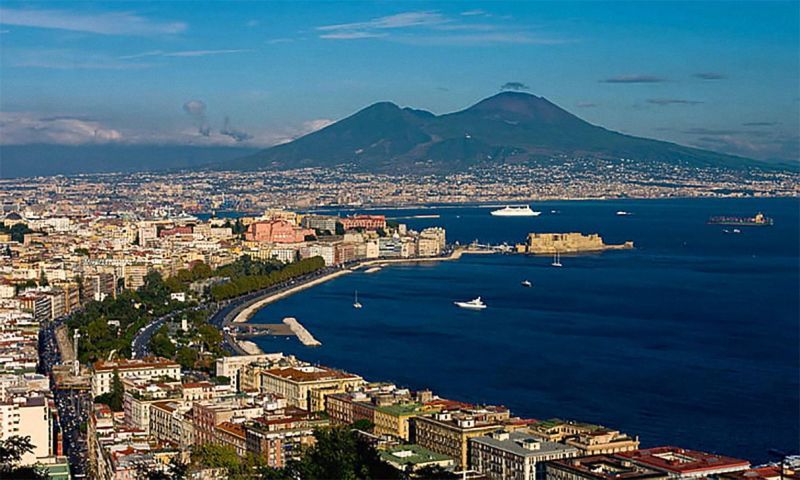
top-left (0, 393), bottom-right (53, 464)
top-left (91, 357), bottom-right (181, 397)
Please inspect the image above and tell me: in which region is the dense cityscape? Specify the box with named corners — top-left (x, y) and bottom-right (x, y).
top-left (1, 162), bottom-right (797, 216)
top-left (0, 189), bottom-right (796, 479)
top-left (1, 0), bottom-right (798, 478)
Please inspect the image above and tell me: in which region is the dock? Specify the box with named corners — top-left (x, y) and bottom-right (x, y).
top-left (283, 317), bottom-right (321, 346)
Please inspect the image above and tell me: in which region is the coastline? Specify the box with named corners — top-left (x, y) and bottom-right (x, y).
top-left (229, 248), bottom-right (494, 326)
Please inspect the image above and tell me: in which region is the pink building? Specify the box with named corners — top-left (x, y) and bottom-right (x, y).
top-left (340, 215), bottom-right (386, 231)
top-left (244, 220), bottom-right (314, 243)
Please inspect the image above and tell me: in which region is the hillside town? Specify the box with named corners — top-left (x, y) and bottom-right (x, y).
top-left (0, 204), bottom-right (796, 479)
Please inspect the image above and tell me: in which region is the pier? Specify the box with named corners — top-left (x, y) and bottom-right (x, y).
top-left (282, 317), bottom-right (321, 346)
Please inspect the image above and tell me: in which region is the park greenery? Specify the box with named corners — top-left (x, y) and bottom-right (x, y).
top-left (69, 255), bottom-right (325, 365)
top-left (210, 256), bottom-right (326, 301)
top-left (149, 306), bottom-right (226, 372)
top-left (67, 271), bottom-right (189, 363)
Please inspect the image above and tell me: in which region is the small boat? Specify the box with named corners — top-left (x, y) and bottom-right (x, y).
top-left (454, 297), bottom-right (487, 310)
top-left (551, 252), bottom-right (563, 267)
top-left (521, 280), bottom-right (532, 288)
top-left (616, 211), bottom-right (632, 216)
top-left (353, 290), bottom-right (362, 309)
top-left (364, 267), bottom-right (381, 274)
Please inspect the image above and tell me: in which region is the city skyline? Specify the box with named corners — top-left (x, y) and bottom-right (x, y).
top-left (0, 1), bottom-right (798, 162)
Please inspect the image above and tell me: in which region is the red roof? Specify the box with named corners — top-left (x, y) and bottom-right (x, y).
top-left (619, 447), bottom-right (750, 474)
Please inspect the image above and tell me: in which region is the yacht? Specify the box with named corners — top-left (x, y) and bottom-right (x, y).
top-left (454, 297), bottom-right (487, 310)
top-left (551, 252), bottom-right (563, 267)
top-left (490, 205), bottom-right (541, 217)
top-left (521, 280), bottom-right (532, 288)
top-left (353, 291), bottom-right (362, 309)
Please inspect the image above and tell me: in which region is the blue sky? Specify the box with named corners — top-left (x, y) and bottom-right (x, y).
top-left (0, 1), bottom-right (797, 161)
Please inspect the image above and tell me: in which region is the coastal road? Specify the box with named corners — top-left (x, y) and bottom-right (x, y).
top-left (207, 266), bottom-right (342, 354)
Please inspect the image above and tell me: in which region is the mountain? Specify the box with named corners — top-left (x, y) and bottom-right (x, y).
top-left (0, 145), bottom-right (258, 179)
top-left (228, 92), bottom-right (765, 173)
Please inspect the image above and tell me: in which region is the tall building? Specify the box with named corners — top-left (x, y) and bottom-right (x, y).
top-left (412, 408), bottom-right (510, 469)
top-left (0, 392), bottom-right (53, 464)
top-left (469, 430), bottom-right (579, 480)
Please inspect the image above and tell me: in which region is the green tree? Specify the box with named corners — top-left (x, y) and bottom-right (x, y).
top-left (150, 327), bottom-right (177, 358)
top-left (0, 435), bottom-right (46, 479)
top-left (176, 347), bottom-right (198, 370)
top-left (95, 370), bottom-right (124, 411)
top-left (351, 419), bottom-right (374, 433)
top-left (288, 426), bottom-right (400, 480)
top-left (136, 457), bottom-right (187, 480)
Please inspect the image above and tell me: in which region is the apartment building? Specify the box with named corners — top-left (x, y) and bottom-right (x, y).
top-left (470, 430), bottom-right (579, 480)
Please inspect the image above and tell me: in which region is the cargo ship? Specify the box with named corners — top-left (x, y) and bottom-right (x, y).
top-left (708, 212), bottom-right (773, 226)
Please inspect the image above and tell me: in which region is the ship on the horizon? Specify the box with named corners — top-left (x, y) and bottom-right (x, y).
top-left (490, 205), bottom-right (541, 217)
top-left (708, 212), bottom-right (773, 226)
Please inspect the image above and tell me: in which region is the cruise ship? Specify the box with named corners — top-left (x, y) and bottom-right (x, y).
top-left (490, 205), bottom-right (541, 217)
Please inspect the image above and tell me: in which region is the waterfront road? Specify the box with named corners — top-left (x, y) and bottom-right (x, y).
top-left (207, 266), bottom-right (343, 355)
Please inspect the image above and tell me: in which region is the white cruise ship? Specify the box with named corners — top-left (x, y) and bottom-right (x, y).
top-left (490, 205), bottom-right (541, 217)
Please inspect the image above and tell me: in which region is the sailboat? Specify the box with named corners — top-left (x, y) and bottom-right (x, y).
top-left (551, 251), bottom-right (563, 268)
top-left (353, 290), bottom-right (362, 309)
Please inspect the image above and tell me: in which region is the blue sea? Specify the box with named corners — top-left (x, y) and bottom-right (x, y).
top-left (250, 198), bottom-right (799, 463)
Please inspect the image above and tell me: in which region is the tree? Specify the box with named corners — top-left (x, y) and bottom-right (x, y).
top-left (288, 426), bottom-right (400, 480)
top-left (0, 435), bottom-right (45, 479)
top-left (176, 347), bottom-right (198, 370)
top-left (413, 465), bottom-right (459, 480)
top-left (136, 457), bottom-right (187, 480)
top-left (95, 370), bottom-right (124, 411)
top-left (351, 419), bottom-right (374, 433)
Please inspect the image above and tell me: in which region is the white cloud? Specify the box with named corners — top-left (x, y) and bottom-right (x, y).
top-left (13, 50), bottom-right (154, 70)
top-left (0, 112), bottom-right (337, 149)
top-left (119, 49), bottom-right (251, 60)
top-left (319, 31), bottom-right (387, 40)
top-left (0, 7), bottom-right (186, 36)
top-left (316, 10), bottom-right (568, 46)
top-left (0, 112), bottom-right (122, 145)
top-left (318, 11), bottom-right (448, 33)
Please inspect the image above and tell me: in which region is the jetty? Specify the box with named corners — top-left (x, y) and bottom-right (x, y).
top-left (283, 317), bottom-right (321, 346)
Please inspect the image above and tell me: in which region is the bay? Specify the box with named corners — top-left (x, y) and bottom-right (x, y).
top-left (250, 198), bottom-right (799, 463)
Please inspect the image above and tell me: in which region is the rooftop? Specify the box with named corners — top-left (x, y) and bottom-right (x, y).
top-left (379, 444), bottom-right (453, 466)
top-left (471, 430), bottom-right (579, 458)
top-left (619, 447), bottom-right (750, 474)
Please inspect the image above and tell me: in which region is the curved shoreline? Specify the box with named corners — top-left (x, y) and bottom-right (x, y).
top-left (230, 248), bottom-right (494, 325)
